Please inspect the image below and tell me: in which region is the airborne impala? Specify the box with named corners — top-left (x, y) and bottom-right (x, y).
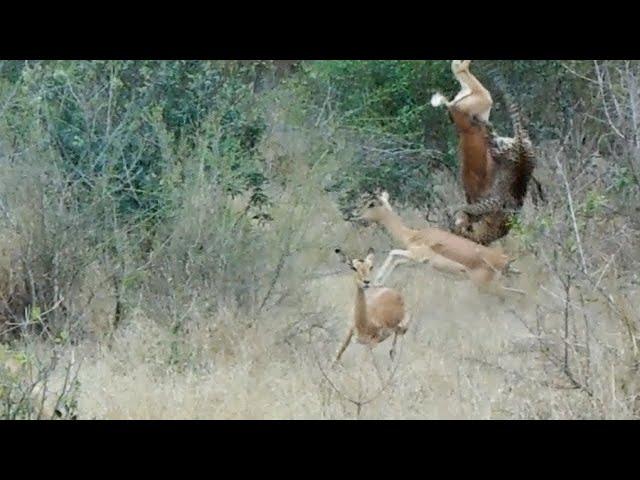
top-left (355, 191), bottom-right (524, 297)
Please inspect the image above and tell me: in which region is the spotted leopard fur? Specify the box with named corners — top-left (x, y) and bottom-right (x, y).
top-left (450, 97), bottom-right (538, 245)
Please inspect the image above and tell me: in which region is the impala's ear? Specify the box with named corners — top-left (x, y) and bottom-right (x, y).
top-left (335, 248), bottom-right (356, 271)
top-left (365, 248), bottom-right (375, 266)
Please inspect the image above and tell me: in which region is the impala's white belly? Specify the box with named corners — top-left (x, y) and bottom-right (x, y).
top-left (355, 328), bottom-right (393, 345)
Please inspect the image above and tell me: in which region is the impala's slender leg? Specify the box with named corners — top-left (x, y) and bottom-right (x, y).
top-left (390, 331), bottom-right (399, 359)
top-left (334, 326), bottom-right (354, 365)
top-left (390, 320), bottom-right (410, 359)
top-left (468, 267), bottom-right (497, 294)
top-left (481, 258), bottom-right (526, 296)
top-left (451, 88), bottom-right (473, 105)
top-left (468, 267), bottom-right (526, 298)
top-left (367, 345), bottom-right (384, 384)
top-left (481, 256), bottom-right (501, 275)
top-left (373, 254), bottom-right (393, 284)
top-left (374, 249), bottom-right (412, 286)
top-left (429, 254), bottom-right (468, 278)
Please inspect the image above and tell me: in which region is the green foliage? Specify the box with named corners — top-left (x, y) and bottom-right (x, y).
top-left (508, 213), bottom-right (554, 251)
top-left (299, 61), bottom-right (458, 214)
top-left (304, 60), bottom-right (587, 144)
top-left (0, 345), bottom-right (80, 420)
top-left (0, 60), bottom-right (279, 341)
top-left (613, 167), bottom-right (637, 195)
top-left (325, 148), bottom-right (445, 219)
top-left (305, 60), bottom-right (453, 143)
top-left (0, 60), bottom-right (591, 229)
top-left (476, 60), bottom-right (589, 140)
top-left (581, 190), bottom-right (607, 218)
top-left (300, 60), bottom-right (588, 215)
top-left (0, 60), bottom-right (270, 226)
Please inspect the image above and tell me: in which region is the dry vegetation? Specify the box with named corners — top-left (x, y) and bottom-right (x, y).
top-left (1, 60), bottom-right (639, 419)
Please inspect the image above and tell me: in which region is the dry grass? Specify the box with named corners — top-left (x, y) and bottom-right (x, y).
top-left (51, 238), bottom-right (635, 420)
top-left (22, 185), bottom-right (633, 419)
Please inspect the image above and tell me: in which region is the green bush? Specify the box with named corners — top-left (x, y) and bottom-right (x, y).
top-left (0, 61), bottom-right (270, 224)
top-left (0, 60), bottom-right (277, 339)
top-left (298, 60), bottom-right (589, 216)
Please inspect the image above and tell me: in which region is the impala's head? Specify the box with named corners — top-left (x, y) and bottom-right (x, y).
top-left (356, 191), bottom-right (393, 226)
top-left (452, 60), bottom-right (471, 74)
top-left (335, 247), bottom-right (375, 289)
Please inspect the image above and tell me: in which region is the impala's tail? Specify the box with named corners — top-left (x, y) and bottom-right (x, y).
top-left (489, 68), bottom-right (538, 206)
top-left (430, 92), bottom-right (449, 108)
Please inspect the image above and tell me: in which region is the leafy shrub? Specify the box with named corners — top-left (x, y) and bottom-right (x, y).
top-left (299, 60), bottom-right (589, 216)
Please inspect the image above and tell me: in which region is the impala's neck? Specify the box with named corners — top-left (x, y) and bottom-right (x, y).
top-left (354, 284), bottom-right (368, 333)
top-left (455, 70), bottom-right (472, 89)
top-left (377, 209), bottom-right (415, 248)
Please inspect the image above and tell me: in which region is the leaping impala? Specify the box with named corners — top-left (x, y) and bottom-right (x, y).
top-left (333, 247), bottom-right (409, 365)
top-left (355, 191), bottom-right (524, 297)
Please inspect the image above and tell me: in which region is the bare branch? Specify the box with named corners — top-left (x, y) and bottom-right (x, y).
top-left (551, 134), bottom-right (588, 275)
top-left (593, 61), bottom-right (626, 140)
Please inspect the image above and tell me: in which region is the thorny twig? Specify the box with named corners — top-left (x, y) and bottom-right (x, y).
top-left (508, 307), bottom-right (594, 398)
top-left (559, 62), bottom-right (599, 85)
top-left (594, 61), bottom-right (626, 140)
top-left (552, 133), bottom-right (588, 275)
top-left (563, 274), bottom-right (572, 380)
top-left (309, 325), bottom-right (404, 418)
